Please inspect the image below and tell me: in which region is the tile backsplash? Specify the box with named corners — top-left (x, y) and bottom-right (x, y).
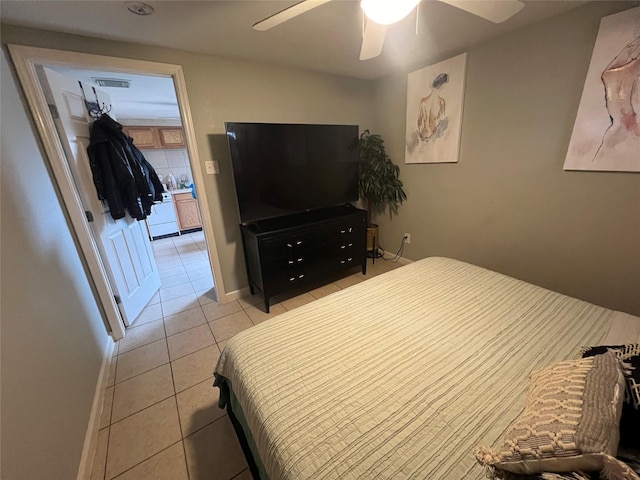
top-left (143, 149), bottom-right (193, 189)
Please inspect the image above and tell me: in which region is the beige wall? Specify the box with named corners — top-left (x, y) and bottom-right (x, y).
top-left (1, 24), bottom-right (377, 294)
top-left (373, 1), bottom-right (640, 315)
top-left (1, 49), bottom-right (110, 478)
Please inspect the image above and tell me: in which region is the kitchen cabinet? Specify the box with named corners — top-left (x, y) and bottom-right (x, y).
top-left (173, 192), bottom-right (202, 231)
top-left (157, 127), bottom-right (186, 148)
top-left (123, 126), bottom-right (186, 149)
top-left (124, 126), bottom-right (158, 149)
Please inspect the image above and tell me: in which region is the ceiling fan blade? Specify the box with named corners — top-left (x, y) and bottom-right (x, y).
top-left (253, 0), bottom-right (333, 31)
top-left (360, 20), bottom-right (387, 61)
top-left (438, 0), bottom-right (524, 23)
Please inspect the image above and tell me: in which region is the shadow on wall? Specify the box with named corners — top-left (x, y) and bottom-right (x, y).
top-left (207, 133), bottom-right (248, 285)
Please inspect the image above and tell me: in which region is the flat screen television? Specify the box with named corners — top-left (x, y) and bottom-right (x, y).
top-left (225, 122), bottom-right (359, 224)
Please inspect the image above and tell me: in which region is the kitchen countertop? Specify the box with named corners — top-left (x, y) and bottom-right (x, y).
top-left (165, 188), bottom-right (193, 194)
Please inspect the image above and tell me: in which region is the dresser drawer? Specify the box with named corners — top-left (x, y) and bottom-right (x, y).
top-left (327, 216), bottom-right (366, 253)
top-left (261, 230), bottom-right (319, 259)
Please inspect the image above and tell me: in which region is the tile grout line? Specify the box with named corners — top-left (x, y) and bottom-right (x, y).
top-left (102, 426), bottom-right (111, 480)
top-left (231, 468), bottom-right (250, 480)
top-left (100, 235), bottom-right (388, 479)
top-left (118, 304), bottom-right (235, 361)
top-left (107, 440), bottom-right (184, 480)
top-left (109, 390), bottom-right (175, 427)
top-left (117, 232), bottom-right (205, 479)
top-left (182, 412), bottom-right (228, 441)
top-left (112, 357), bottom-right (171, 387)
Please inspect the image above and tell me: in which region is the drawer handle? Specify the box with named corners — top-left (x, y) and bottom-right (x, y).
top-left (340, 260), bottom-right (346, 264)
top-left (288, 260), bottom-right (294, 265)
top-left (340, 245), bottom-right (346, 249)
top-left (296, 240), bottom-right (302, 245)
top-left (340, 229), bottom-right (346, 234)
top-left (348, 243), bottom-right (353, 247)
top-left (347, 257), bottom-right (353, 261)
top-left (287, 243), bottom-right (292, 248)
top-left (298, 274), bottom-right (304, 279)
top-left (348, 227), bottom-right (353, 233)
top-left (289, 277), bottom-right (296, 282)
top-left (297, 257), bottom-right (303, 262)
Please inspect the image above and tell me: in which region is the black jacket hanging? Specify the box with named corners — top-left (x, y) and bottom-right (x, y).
top-left (87, 114), bottom-right (164, 220)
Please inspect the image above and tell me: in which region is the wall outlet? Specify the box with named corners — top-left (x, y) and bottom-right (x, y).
top-left (403, 233), bottom-right (411, 244)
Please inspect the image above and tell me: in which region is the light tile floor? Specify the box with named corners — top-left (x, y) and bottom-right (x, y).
top-left (91, 234), bottom-right (403, 480)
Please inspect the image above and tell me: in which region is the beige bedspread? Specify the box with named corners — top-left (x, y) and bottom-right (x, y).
top-left (215, 257), bottom-right (640, 479)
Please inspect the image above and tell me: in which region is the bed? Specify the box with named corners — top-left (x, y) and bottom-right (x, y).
top-left (214, 257), bottom-right (640, 480)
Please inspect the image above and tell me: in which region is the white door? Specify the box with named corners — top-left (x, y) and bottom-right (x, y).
top-left (41, 67), bottom-right (161, 327)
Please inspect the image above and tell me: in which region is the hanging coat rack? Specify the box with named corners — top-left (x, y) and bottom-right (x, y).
top-left (79, 81), bottom-right (112, 118)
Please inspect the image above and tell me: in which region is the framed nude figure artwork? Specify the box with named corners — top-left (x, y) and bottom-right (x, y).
top-left (405, 53), bottom-right (467, 164)
top-left (564, 7), bottom-right (640, 172)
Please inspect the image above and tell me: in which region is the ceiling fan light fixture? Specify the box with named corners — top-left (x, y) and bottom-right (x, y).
top-left (360, 0), bottom-right (421, 25)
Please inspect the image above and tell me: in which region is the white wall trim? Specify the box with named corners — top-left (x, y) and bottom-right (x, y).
top-left (7, 44), bottom-right (126, 340)
top-left (7, 44), bottom-right (228, 337)
top-left (223, 286), bottom-right (253, 302)
top-left (76, 336), bottom-right (115, 480)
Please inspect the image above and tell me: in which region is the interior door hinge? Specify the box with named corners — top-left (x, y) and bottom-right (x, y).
top-left (114, 295), bottom-right (121, 305)
top-left (85, 210), bottom-right (94, 223)
top-left (48, 103), bottom-right (59, 119)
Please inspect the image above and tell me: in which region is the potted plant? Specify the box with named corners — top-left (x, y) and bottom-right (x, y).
top-left (356, 130), bottom-right (407, 256)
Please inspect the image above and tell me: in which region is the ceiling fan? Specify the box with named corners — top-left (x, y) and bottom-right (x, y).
top-left (253, 0), bottom-right (525, 61)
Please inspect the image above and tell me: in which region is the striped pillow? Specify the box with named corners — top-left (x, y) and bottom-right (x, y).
top-left (474, 351), bottom-right (636, 479)
top-left (580, 344), bottom-right (640, 460)
top-left (580, 344), bottom-right (640, 410)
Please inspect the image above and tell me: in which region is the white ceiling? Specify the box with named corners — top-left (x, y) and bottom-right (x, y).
top-left (2, 0), bottom-right (589, 119)
top-left (49, 67), bottom-right (180, 120)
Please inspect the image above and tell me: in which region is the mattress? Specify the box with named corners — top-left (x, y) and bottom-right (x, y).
top-left (214, 257), bottom-right (640, 480)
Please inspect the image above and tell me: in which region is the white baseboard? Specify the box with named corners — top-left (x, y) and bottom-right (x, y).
top-left (380, 250), bottom-right (413, 265)
top-left (219, 286), bottom-right (252, 303)
top-left (77, 335), bottom-right (115, 480)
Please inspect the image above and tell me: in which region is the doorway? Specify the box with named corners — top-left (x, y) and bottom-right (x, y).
top-left (8, 45), bottom-right (227, 340)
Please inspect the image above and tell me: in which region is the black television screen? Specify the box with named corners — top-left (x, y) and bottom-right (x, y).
top-left (225, 122), bottom-right (359, 223)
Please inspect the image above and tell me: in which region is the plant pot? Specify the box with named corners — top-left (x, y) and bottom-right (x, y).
top-left (366, 224), bottom-right (379, 254)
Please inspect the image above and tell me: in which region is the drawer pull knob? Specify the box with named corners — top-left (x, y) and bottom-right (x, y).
top-left (287, 243), bottom-right (292, 248)
top-left (297, 258), bottom-right (303, 262)
top-left (340, 260), bottom-right (346, 264)
top-left (298, 274), bottom-right (304, 279)
top-left (340, 245), bottom-right (346, 249)
top-left (340, 229), bottom-right (346, 234)
top-left (296, 240), bottom-right (302, 245)
top-left (348, 227), bottom-right (352, 233)
top-left (288, 260), bottom-right (294, 264)
top-left (289, 277), bottom-right (296, 281)
top-left (347, 257), bottom-right (353, 261)
top-left (348, 243), bottom-right (353, 247)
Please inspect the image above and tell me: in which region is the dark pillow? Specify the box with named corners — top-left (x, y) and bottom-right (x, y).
top-left (581, 345), bottom-right (640, 458)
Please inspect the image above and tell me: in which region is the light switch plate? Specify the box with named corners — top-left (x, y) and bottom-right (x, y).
top-left (205, 160), bottom-right (219, 175)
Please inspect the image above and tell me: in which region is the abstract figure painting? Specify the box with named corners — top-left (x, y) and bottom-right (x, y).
top-left (564, 7), bottom-right (640, 172)
top-left (405, 53), bottom-right (467, 164)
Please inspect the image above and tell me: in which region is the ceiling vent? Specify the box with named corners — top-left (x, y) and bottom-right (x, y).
top-left (94, 78), bottom-right (131, 88)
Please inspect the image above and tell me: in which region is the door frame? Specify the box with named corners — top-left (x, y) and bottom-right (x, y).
top-left (8, 44), bottom-right (227, 340)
